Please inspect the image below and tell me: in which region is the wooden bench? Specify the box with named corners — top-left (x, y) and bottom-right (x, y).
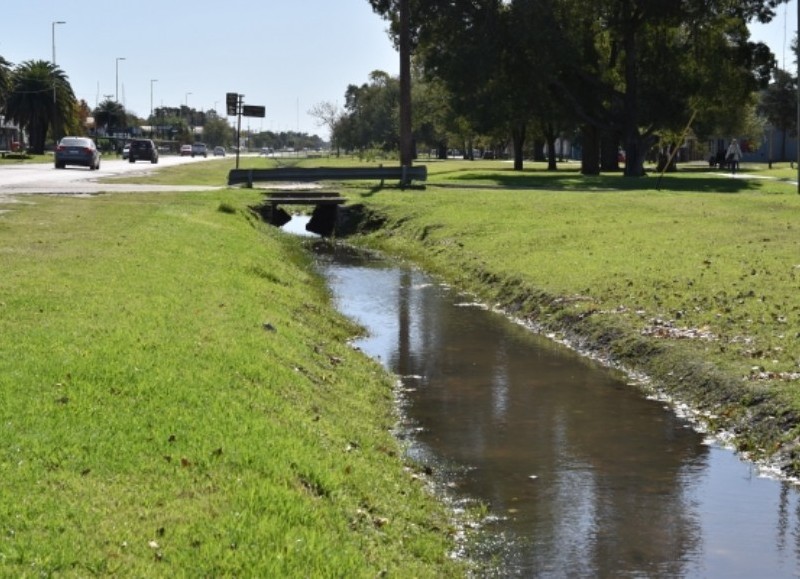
top-left (228, 165), bottom-right (427, 188)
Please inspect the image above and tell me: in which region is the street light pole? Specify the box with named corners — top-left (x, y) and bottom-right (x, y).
top-left (51, 21), bottom-right (65, 104)
top-left (185, 92), bottom-right (192, 139)
top-left (115, 57), bottom-right (126, 102)
top-left (51, 21), bottom-right (65, 65)
top-left (150, 79), bottom-right (158, 119)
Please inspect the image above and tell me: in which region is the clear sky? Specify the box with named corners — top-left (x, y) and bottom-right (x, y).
top-left (0, 0), bottom-right (400, 138)
top-left (749, 0), bottom-right (797, 71)
top-left (1, 1), bottom-right (795, 140)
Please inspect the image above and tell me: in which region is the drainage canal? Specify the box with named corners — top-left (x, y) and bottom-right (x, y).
top-left (285, 216), bottom-right (800, 577)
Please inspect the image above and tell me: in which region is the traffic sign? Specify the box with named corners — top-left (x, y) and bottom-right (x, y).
top-left (242, 105), bottom-right (266, 118)
top-left (226, 92), bottom-right (238, 116)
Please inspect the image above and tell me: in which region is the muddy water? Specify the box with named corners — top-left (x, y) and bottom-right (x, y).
top-left (298, 225), bottom-right (800, 577)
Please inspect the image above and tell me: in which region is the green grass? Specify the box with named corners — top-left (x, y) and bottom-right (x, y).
top-left (0, 153), bottom-right (50, 164)
top-left (0, 190), bottom-right (467, 577)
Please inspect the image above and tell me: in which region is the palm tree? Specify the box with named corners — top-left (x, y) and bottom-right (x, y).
top-left (0, 56), bottom-right (12, 113)
top-left (93, 99), bottom-right (127, 136)
top-left (5, 59), bottom-right (75, 154)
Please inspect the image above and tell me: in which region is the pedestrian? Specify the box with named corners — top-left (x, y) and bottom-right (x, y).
top-left (726, 138), bottom-right (742, 174)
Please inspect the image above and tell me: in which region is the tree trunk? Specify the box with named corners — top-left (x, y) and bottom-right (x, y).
top-left (621, 7), bottom-right (646, 177)
top-left (545, 135), bottom-right (557, 171)
top-left (581, 124), bottom-right (599, 175)
top-left (512, 123), bottom-right (526, 170)
top-left (600, 130), bottom-right (620, 172)
top-left (399, 0), bottom-right (413, 167)
top-left (623, 137), bottom-right (647, 176)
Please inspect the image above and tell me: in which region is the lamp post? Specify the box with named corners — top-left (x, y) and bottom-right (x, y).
top-left (150, 79), bottom-right (158, 119)
top-left (51, 21), bottom-right (65, 65)
top-left (185, 92), bottom-right (192, 139)
top-left (51, 21), bottom-right (65, 104)
top-left (115, 57), bottom-right (126, 102)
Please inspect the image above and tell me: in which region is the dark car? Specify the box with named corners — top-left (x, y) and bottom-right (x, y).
top-left (54, 136), bottom-right (101, 170)
top-left (191, 142), bottom-right (208, 158)
top-left (128, 139), bottom-right (159, 164)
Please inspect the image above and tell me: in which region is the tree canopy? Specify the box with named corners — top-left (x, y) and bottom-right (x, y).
top-left (4, 60), bottom-right (76, 154)
top-left (367, 0), bottom-right (786, 175)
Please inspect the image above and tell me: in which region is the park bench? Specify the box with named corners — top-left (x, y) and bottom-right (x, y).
top-left (227, 165), bottom-right (427, 189)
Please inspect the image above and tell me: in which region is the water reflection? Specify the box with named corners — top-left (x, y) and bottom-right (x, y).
top-left (306, 234), bottom-right (800, 578)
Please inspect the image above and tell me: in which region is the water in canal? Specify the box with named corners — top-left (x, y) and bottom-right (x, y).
top-left (289, 220), bottom-right (800, 577)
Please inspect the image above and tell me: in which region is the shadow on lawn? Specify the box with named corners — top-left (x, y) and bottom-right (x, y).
top-left (431, 166), bottom-right (774, 195)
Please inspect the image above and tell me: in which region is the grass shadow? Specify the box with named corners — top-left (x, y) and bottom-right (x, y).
top-left (430, 166), bottom-right (786, 195)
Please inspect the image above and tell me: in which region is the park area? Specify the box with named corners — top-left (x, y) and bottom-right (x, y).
top-left (0, 155), bottom-right (799, 575)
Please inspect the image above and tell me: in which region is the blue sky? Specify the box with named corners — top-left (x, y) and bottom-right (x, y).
top-left (1, 0), bottom-right (399, 137)
top-left (749, 0), bottom-right (797, 71)
top-left (1, 1), bottom-right (795, 139)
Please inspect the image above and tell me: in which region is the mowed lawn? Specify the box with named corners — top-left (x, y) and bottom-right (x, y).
top-left (0, 188), bottom-right (468, 577)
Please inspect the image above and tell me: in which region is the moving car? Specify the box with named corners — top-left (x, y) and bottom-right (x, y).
top-left (191, 143), bottom-right (208, 158)
top-left (128, 139), bottom-right (158, 164)
top-left (180, 144), bottom-right (192, 156)
top-left (54, 136), bottom-right (100, 170)
top-left (213, 146), bottom-right (226, 156)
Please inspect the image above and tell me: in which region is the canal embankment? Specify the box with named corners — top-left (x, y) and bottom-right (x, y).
top-left (335, 181), bottom-right (800, 479)
top-left (0, 189), bottom-right (470, 577)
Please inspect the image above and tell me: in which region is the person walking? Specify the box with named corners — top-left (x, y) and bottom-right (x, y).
top-left (726, 138), bottom-right (742, 174)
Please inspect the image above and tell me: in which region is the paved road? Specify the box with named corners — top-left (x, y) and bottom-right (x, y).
top-left (0, 154), bottom-right (225, 201)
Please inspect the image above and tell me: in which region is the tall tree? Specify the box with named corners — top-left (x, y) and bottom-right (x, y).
top-left (337, 71), bottom-right (401, 152)
top-left (93, 99), bottom-right (127, 136)
top-left (5, 60), bottom-right (75, 153)
top-left (0, 56), bottom-right (12, 113)
top-left (758, 68), bottom-right (797, 160)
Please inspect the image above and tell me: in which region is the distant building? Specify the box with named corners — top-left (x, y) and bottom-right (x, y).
top-left (746, 124), bottom-right (799, 163)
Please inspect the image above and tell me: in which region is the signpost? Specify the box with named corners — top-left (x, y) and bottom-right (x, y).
top-left (242, 105), bottom-right (265, 118)
top-left (226, 92), bottom-right (265, 169)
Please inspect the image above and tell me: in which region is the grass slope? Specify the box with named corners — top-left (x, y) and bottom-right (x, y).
top-left (0, 189), bottom-right (466, 577)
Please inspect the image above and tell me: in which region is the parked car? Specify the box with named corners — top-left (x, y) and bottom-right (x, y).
top-left (180, 144), bottom-right (193, 156)
top-left (128, 139), bottom-right (158, 164)
top-left (54, 136), bottom-right (100, 170)
top-left (213, 146), bottom-right (226, 156)
top-left (121, 143), bottom-right (130, 159)
top-left (191, 143), bottom-right (208, 158)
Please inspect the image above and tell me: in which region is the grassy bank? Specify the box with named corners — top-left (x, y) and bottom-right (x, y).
top-left (94, 156), bottom-right (800, 473)
top-left (0, 189), bottom-right (467, 576)
top-left (331, 160), bottom-right (800, 474)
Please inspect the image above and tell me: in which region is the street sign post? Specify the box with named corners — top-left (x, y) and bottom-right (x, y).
top-left (242, 105), bottom-right (266, 118)
top-left (227, 92), bottom-right (265, 169)
top-left (226, 92), bottom-right (238, 116)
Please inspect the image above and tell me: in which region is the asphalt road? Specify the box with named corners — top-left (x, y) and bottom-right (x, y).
top-left (0, 154), bottom-right (224, 201)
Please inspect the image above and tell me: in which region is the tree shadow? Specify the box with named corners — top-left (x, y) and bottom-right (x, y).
top-left (433, 166), bottom-right (779, 195)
